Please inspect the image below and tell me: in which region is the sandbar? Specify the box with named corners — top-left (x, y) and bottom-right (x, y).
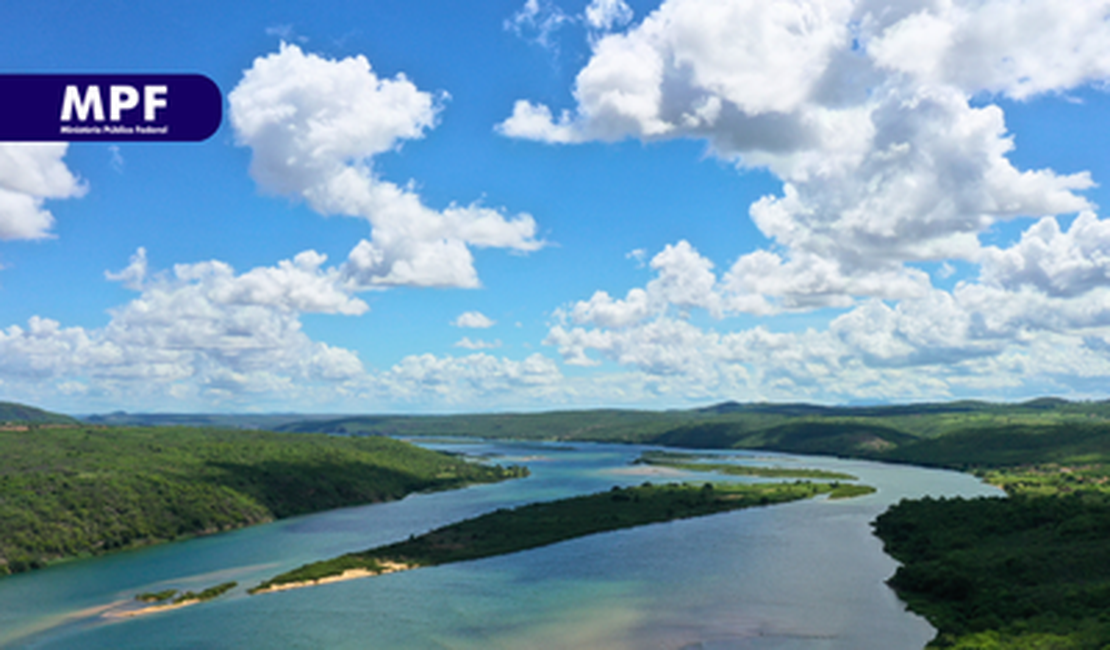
top-left (104, 598), bottom-right (200, 619)
top-left (252, 561), bottom-right (414, 595)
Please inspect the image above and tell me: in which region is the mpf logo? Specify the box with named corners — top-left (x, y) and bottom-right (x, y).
top-left (0, 74), bottom-right (220, 142)
top-left (61, 85), bottom-right (168, 122)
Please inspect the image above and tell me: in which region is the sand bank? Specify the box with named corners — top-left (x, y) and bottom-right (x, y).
top-left (252, 561), bottom-right (415, 595)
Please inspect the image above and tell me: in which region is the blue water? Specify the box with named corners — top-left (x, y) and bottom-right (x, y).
top-left (0, 441), bottom-right (1002, 649)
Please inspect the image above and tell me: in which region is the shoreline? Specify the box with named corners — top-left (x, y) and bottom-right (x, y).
top-left (104, 598), bottom-right (200, 619)
top-left (251, 561), bottom-right (415, 595)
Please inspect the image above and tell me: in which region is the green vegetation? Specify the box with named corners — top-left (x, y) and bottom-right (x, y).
top-left (981, 463), bottom-right (1110, 498)
top-left (874, 491), bottom-right (1110, 648)
top-left (135, 589), bottom-right (177, 603)
top-left (84, 411), bottom-right (342, 430)
top-left (873, 437), bottom-right (1110, 648)
top-left (271, 399), bottom-right (1110, 474)
top-left (826, 483), bottom-right (877, 499)
top-left (634, 450), bottom-right (858, 480)
top-left (173, 581), bottom-right (237, 604)
top-left (0, 425), bottom-right (526, 576)
top-left (252, 480), bottom-right (868, 593)
top-left (20, 399), bottom-right (1110, 644)
top-left (270, 399), bottom-right (1110, 646)
top-left (269, 398), bottom-right (1110, 450)
top-left (0, 402), bottom-right (78, 426)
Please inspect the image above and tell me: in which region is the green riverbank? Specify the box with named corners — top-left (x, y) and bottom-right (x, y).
top-left (0, 426), bottom-right (526, 576)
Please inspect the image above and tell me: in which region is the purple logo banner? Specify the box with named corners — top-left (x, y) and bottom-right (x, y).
top-left (0, 74), bottom-right (221, 142)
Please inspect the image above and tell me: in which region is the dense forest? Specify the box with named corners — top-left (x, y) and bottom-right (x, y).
top-left (875, 488), bottom-right (1110, 648)
top-left (0, 424), bottom-right (525, 575)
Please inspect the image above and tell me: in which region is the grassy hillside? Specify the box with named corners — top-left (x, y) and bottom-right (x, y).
top-left (0, 425), bottom-right (525, 576)
top-left (271, 398), bottom-right (1110, 457)
top-left (274, 408), bottom-right (696, 441)
top-left (0, 402), bottom-right (78, 426)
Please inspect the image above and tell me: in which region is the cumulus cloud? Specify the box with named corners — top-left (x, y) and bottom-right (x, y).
top-left (374, 352), bottom-right (563, 404)
top-left (454, 337), bottom-right (503, 350)
top-left (495, 0), bottom-right (1110, 403)
top-left (104, 247), bottom-right (148, 291)
top-left (979, 212), bottom-right (1110, 298)
top-left (500, 0), bottom-right (1103, 309)
top-left (453, 311), bottom-right (496, 328)
top-left (585, 0), bottom-right (634, 31)
top-left (230, 43), bottom-right (542, 289)
top-left (505, 0), bottom-right (573, 50)
top-left (4, 247), bottom-right (595, 411)
top-left (865, 0), bottom-right (1110, 100)
top-left (0, 250), bottom-right (367, 407)
top-left (0, 143), bottom-right (86, 240)
top-left (544, 226), bottom-right (1110, 404)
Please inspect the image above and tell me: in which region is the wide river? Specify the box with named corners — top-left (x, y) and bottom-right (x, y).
top-left (0, 440), bottom-right (1002, 649)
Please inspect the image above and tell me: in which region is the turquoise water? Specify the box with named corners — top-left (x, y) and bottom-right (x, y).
top-left (0, 441), bottom-right (1002, 649)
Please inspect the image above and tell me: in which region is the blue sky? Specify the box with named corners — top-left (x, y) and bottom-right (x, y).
top-left (4, 0), bottom-right (1110, 413)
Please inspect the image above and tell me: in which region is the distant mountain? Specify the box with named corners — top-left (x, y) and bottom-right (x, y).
top-left (0, 402), bottom-right (77, 425)
top-left (698, 399), bottom-right (1061, 418)
top-left (81, 412), bottom-right (344, 430)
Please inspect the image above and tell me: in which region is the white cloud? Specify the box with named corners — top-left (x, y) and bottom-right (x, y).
top-left (585, 0), bottom-right (634, 31)
top-left (374, 352), bottom-right (563, 404)
top-left (453, 311), bottom-right (496, 328)
top-left (0, 143), bottom-right (86, 241)
top-left (505, 0), bottom-right (572, 50)
top-left (230, 43), bottom-right (542, 289)
top-left (865, 0), bottom-right (1110, 100)
top-left (104, 247), bottom-right (148, 291)
top-left (454, 337), bottom-right (503, 350)
top-left (543, 224), bottom-right (1110, 404)
top-left (0, 250), bottom-right (367, 408)
top-left (107, 145), bottom-right (124, 173)
top-left (979, 212), bottom-right (1110, 298)
top-left (498, 100), bottom-right (586, 143)
top-left (499, 0), bottom-right (1104, 310)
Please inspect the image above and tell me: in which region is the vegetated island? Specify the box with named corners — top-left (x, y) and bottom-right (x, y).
top-left (634, 450), bottom-right (858, 480)
top-left (250, 479), bottom-right (876, 594)
top-left (109, 581), bottom-right (238, 619)
top-left (0, 420), bottom-right (526, 576)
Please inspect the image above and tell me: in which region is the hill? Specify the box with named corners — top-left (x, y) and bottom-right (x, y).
top-left (264, 398), bottom-right (1110, 468)
top-left (0, 402), bottom-right (78, 426)
top-left (0, 425), bottom-right (525, 576)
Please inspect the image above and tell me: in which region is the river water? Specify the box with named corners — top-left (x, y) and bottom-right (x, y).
top-left (0, 440), bottom-right (1002, 649)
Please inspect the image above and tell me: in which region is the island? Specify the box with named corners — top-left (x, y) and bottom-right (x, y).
top-left (633, 449), bottom-right (858, 480)
top-left (250, 479), bottom-right (876, 594)
top-left (108, 582), bottom-right (239, 619)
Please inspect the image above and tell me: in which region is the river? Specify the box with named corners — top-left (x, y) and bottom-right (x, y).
top-left (0, 440), bottom-right (1003, 649)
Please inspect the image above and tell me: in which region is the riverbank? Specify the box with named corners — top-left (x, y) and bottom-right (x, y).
top-left (0, 426), bottom-right (527, 577)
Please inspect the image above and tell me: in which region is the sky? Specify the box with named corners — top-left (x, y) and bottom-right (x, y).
top-left (4, 0), bottom-right (1110, 414)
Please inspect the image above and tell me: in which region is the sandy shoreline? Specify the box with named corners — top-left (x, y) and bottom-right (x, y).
top-left (251, 561), bottom-right (415, 595)
top-left (104, 598), bottom-right (200, 619)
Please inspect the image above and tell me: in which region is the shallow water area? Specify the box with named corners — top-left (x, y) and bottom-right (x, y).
top-left (0, 440), bottom-right (1002, 649)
